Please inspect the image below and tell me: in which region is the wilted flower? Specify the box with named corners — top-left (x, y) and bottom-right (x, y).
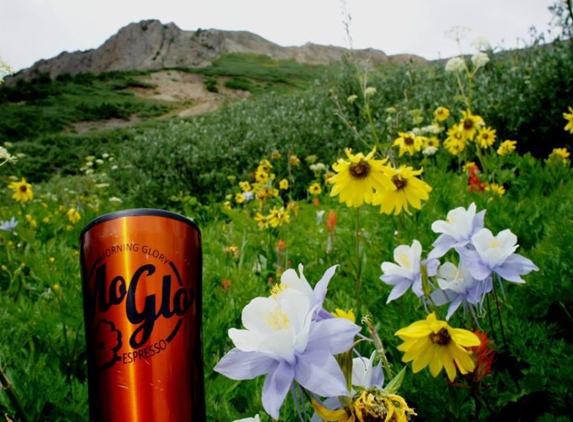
top-left (396, 312), bottom-right (481, 381)
top-left (347, 94), bottom-right (358, 103)
top-left (445, 26), bottom-right (471, 42)
top-left (0, 147), bottom-right (17, 165)
top-left (289, 155), bottom-right (300, 166)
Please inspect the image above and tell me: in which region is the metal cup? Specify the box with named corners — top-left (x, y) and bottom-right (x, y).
top-left (80, 209), bottom-right (205, 421)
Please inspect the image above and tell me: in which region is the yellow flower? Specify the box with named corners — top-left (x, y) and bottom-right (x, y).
top-left (485, 182), bottom-right (505, 197)
top-left (434, 106), bottom-right (450, 122)
top-left (476, 127), bottom-right (497, 149)
top-left (497, 139), bottom-right (517, 155)
top-left (25, 214), bottom-right (37, 228)
top-left (235, 193), bottom-right (245, 204)
top-left (271, 150), bottom-right (282, 159)
top-left (66, 207), bottom-right (81, 224)
top-left (463, 161), bottom-right (478, 172)
top-left (279, 179), bottom-right (289, 190)
top-left (395, 312), bottom-right (480, 381)
top-left (8, 178), bottom-right (33, 203)
top-left (549, 147), bottom-right (570, 164)
top-left (329, 148), bottom-right (395, 207)
top-left (372, 165), bottom-right (432, 215)
top-left (459, 110), bottom-right (484, 141)
top-left (259, 159), bottom-right (273, 172)
top-left (267, 207), bottom-right (290, 228)
top-left (563, 106), bottom-right (573, 134)
top-left (424, 137), bottom-right (440, 149)
top-left (308, 182), bottom-right (322, 196)
top-left (289, 155), bottom-right (300, 166)
top-left (222, 201), bottom-right (232, 210)
top-left (443, 124), bottom-right (468, 155)
top-left (286, 201), bottom-right (299, 216)
top-left (239, 181), bottom-right (252, 192)
top-left (393, 132), bottom-right (423, 157)
top-left (331, 308), bottom-right (356, 323)
top-left (255, 212), bottom-right (269, 229)
top-left (255, 167), bottom-right (269, 183)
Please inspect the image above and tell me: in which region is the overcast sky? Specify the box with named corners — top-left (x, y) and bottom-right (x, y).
top-left (1, 0), bottom-right (560, 71)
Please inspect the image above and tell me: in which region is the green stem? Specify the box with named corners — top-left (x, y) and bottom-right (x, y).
top-left (354, 207), bottom-right (362, 310)
top-left (491, 280), bottom-right (508, 350)
top-left (363, 317), bottom-right (394, 380)
top-left (0, 366), bottom-right (30, 422)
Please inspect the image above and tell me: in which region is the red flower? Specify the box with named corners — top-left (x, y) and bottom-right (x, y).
top-left (468, 165), bottom-right (486, 193)
top-left (470, 330), bottom-right (495, 382)
top-left (326, 210), bottom-right (337, 234)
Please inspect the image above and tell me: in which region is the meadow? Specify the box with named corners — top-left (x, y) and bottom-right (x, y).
top-left (1, 18), bottom-right (573, 422)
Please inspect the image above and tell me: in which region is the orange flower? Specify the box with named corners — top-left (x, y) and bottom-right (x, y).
top-left (326, 210), bottom-right (337, 234)
top-left (221, 279), bottom-right (231, 291)
top-left (470, 330), bottom-right (495, 382)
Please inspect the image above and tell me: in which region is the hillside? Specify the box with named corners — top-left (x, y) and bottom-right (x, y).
top-left (7, 19), bottom-right (426, 83)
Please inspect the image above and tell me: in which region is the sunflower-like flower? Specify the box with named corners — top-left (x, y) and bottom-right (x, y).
top-left (459, 110), bottom-right (484, 141)
top-left (395, 312), bottom-right (480, 382)
top-left (267, 207), bottom-right (290, 228)
top-left (329, 148), bottom-right (395, 207)
top-left (475, 127), bottom-right (497, 149)
top-left (66, 207), bottom-right (81, 224)
top-left (484, 182), bottom-right (505, 197)
top-left (372, 166), bottom-right (432, 215)
top-left (497, 140), bottom-right (517, 156)
top-left (563, 106), bottom-right (573, 134)
top-left (443, 124), bottom-right (468, 155)
top-left (393, 132), bottom-right (423, 157)
top-left (548, 147), bottom-right (570, 164)
top-left (8, 178), bottom-right (34, 203)
top-left (434, 106), bottom-right (450, 122)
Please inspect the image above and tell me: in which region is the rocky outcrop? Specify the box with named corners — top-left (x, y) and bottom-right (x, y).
top-left (9, 19), bottom-right (427, 82)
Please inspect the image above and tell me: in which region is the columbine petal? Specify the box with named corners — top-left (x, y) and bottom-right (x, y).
top-left (294, 350), bottom-right (350, 398)
top-left (494, 253), bottom-right (539, 283)
top-left (306, 318), bottom-right (360, 355)
top-left (214, 349), bottom-right (276, 380)
top-left (262, 360), bottom-right (295, 420)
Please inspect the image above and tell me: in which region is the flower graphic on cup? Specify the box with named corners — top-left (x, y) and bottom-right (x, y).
top-left (94, 320), bottom-right (122, 371)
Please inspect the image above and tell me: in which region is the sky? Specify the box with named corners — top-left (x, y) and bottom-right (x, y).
top-left (0, 0), bottom-right (560, 71)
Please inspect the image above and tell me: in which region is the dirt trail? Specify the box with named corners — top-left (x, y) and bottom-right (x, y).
top-left (70, 70), bottom-right (250, 134)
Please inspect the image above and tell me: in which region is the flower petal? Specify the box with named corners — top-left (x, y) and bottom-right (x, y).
top-left (214, 349), bottom-right (276, 380)
top-left (262, 360), bottom-right (295, 420)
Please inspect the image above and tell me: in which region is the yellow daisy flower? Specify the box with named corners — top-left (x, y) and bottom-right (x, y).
top-left (395, 312), bottom-right (480, 381)
top-left (549, 147), bottom-right (570, 164)
top-left (279, 179), bottom-right (289, 190)
top-left (460, 110), bottom-right (484, 141)
top-left (235, 192), bottom-right (245, 204)
top-left (563, 106), bottom-right (573, 134)
top-left (485, 182), bottom-right (506, 197)
top-left (331, 308), bottom-right (356, 323)
top-left (267, 207), bottom-right (290, 228)
top-left (393, 132), bottom-right (423, 157)
top-left (424, 136), bottom-right (440, 149)
top-left (66, 207), bottom-right (81, 224)
top-left (329, 148), bottom-right (395, 207)
top-left (8, 178), bottom-right (34, 203)
top-left (254, 212), bottom-right (268, 229)
top-left (289, 155), bottom-right (300, 166)
top-left (434, 106), bottom-right (450, 122)
top-left (308, 182), bottom-right (322, 196)
top-left (239, 181), bottom-right (252, 192)
top-left (476, 127), bottom-right (497, 149)
top-left (443, 124), bottom-right (468, 155)
top-left (271, 150), bottom-right (282, 159)
top-left (497, 140), bottom-right (517, 156)
top-left (372, 165), bottom-right (432, 215)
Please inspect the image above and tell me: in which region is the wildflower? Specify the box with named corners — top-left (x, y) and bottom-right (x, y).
top-left (326, 210), bottom-right (337, 234)
top-left (0, 217), bottom-right (18, 232)
top-left (239, 181), bottom-right (252, 192)
top-left (457, 228), bottom-right (539, 283)
top-left (25, 214), bottom-right (37, 228)
top-left (475, 127), bottom-right (497, 149)
top-left (214, 288), bottom-right (359, 420)
top-left (428, 203), bottom-right (486, 259)
top-left (445, 57), bottom-right (466, 73)
top-left (109, 196), bottom-right (123, 204)
top-left (548, 147), bottom-right (570, 164)
top-left (279, 179), bottom-right (289, 190)
top-left (235, 193), bottom-right (245, 204)
top-left (310, 162), bottom-right (327, 174)
top-left (233, 415), bottom-right (260, 422)
top-left (497, 140), bottom-right (517, 155)
top-left (364, 86), bottom-right (377, 97)
top-left (380, 239), bottom-right (438, 302)
top-left (329, 148), bottom-right (395, 207)
top-left (460, 110), bottom-right (484, 141)
top-left (445, 26), bottom-right (471, 42)
top-left (468, 165), bottom-right (486, 193)
top-left (470, 330), bottom-right (495, 382)
top-left (271, 150), bottom-right (282, 159)
top-left (67, 208), bottom-right (81, 224)
top-left (224, 245), bottom-right (240, 258)
top-left (372, 165), bottom-right (432, 216)
top-left (484, 182), bottom-right (505, 197)
top-left (443, 124), bottom-right (468, 155)
top-left (423, 146), bottom-right (438, 156)
top-left (471, 52), bottom-right (490, 70)
top-left (0, 147), bottom-right (17, 165)
top-left (306, 155), bottom-right (318, 164)
top-left (393, 132), bottom-right (423, 157)
top-left (289, 155), bottom-right (300, 166)
top-left (0, 57), bottom-right (14, 83)
top-left (8, 178), bottom-right (34, 203)
top-left (254, 212), bottom-right (268, 229)
top-left (430, 262), bottom-right (492, 320)
top-left (424, 136), bottom-right (440, 149)
top-left (267, 207), bottom-right (290, 228)
top-left (563, 106), bottom-right (573, 134)
top-left (331, 309), bottom-right (356, 323)
top-left (286, 201), bottom-right (299, 216)
top-left (223, 201), bottom-right (232, 210)
top-left (221, 279), bottom-right (232, 292)
top-left (396, 312), bottom-right (481, 381)
top-left (308, 182), bottom-right (322, 196)
top-left (347, 94), bottom-right (358, 103)
top-left (471, 37), bottom-right (491, 51)
top-left (434, 106), bottom-right (450, 122)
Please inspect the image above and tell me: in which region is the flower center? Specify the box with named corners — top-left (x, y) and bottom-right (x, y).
top-left (264, 308), bottom-right (290, 331)
top-left (392, 176), bottom-right (407, 190)
top-left (488, 238), bottom-right (501, 249)
top-left (463, 118), bottom-right (474, 130)
top-left (19, 185), bottom-right (27, 193)
top-left (404, 136), bottom-right (414, 146)
top-left (349, 159), bottom-right (371, 179)
top-left (429, 327), bottom-right (451, 346)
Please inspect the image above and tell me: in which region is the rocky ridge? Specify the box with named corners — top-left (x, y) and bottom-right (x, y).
top-left (11, 19), bottom-right (427, 82)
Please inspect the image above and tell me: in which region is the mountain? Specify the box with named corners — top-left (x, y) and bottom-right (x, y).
top-left (10, 19), bottom-right (427, 82)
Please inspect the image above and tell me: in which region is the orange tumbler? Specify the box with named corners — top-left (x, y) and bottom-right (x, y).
top-left (80, 209), bottom-right (205, 421)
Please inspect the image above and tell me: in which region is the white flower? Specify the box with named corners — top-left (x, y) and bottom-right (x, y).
top-left (316, 210), bottom-right (325, 225)
top-left (471, 229), bottom-right (518, 270)
top-left (352, 351), bottom-right (384, 389)
top-left (445, 57), bottom-right (466, 73)
top-left (471, 52), bottom-right (490, 70)
top-left (0, 146), bottom-right (17, 164)
top-left (309, 163), bottom-right (326, 173)
top-left (0, 58), bottom-right (14, 83)
top-left (422, 146), bottom-right (438, 156)
top-left (380, 240), bottom-right (424, 302)
top-left (108, 196), bottom-right (123, 203)
top-left (471, 37), bottom-right (491, 51)
top-left (347, 94), bottom-right (358, 103)
top-left (445, 26), bottom-right (471, 42)
top-left (436, 262), bottom-right (475, 294)
top-left (364, 86), bottom-right (377, 97)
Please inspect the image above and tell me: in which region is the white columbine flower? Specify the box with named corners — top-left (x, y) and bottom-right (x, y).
top-left (445, 57), bottom-right (466, 73)
top-left (381, 240), bottom-right (426, 302)
top-left (471, 52), bottom-right (490, 70)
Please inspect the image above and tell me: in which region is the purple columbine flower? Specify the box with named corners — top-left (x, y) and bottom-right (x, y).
top-left (0, 217), bottom-right (18, 232)
top-left (428, 203), bottom-right (485, 259)
top-left (430, 262), bottom-right (493, 320)
top-left (214, 288), bottom-right (359, 420)
top-left (457, 228), bottom-right (538, 283)
top-left (381, 240), bottom-right (437, 302)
